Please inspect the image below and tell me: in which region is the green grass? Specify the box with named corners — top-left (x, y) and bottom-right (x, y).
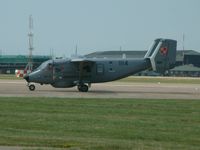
top-left (0, 97), bottom-right (199, 149)
top-left (119, 76), bottom-right (200, 84)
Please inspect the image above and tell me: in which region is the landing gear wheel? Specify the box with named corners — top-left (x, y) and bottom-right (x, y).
top-left (29, 84), bottom-right (35, 91)
top-left (78, 84), bottom-right (89, 92)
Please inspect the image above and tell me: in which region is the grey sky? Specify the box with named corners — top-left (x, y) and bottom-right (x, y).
top-left (0, 0), bottom-right (199, 56)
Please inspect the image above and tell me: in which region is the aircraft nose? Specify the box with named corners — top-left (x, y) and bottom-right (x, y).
top-left (23, 75), bottom-right (29, 82)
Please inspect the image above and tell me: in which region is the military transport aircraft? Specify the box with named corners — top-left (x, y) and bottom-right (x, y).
top-left (24, 38), bottom-right (177, 92)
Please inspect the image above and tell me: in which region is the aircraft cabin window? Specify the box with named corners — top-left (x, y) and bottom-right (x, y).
top-left (109, 67), bottom-right (115, 72)
top-left (97, 64), bottom-right (104, 74)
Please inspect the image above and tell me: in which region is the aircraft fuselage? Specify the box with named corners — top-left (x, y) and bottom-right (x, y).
top-left (27, 58), bottom-right (151, 88)
top-left (51, 58), bottom-right (151, 88)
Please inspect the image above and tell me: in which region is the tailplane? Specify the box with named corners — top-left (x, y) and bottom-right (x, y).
top-left (145, 38), bottom-right (177, 74)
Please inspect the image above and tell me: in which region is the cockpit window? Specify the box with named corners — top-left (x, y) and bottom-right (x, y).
top-left (34, 60), bottom-right (53, 71)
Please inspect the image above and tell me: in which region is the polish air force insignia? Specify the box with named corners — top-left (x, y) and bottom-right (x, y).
top-left (160, 47), bottom-right (168, 56)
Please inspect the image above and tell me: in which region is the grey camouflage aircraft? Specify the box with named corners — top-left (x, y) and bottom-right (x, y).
top-left (24, 38), bottom-right (177, 92)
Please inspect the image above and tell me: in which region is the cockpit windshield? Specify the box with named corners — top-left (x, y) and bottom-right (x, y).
top-left (34, 60), bottom-right (53, 71)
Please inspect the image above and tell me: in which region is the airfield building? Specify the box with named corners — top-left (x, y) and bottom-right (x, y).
top-left (0, 55), bottom-right (51, 74)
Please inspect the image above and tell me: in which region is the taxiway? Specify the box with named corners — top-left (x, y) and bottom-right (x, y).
top-left (0, 79), bottom-right (200, 99)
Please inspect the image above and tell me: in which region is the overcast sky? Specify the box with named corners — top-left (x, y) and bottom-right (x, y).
top-left (0, 0), bottom-right (199, 57)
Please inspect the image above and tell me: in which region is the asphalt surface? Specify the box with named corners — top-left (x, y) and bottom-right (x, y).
top-left (0, 79), bottom-right (200, 99)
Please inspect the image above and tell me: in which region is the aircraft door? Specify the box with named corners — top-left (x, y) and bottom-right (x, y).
top-left (53, 63), bottom-right (65, 81)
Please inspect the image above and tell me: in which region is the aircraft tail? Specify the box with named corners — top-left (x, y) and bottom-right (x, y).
top-left (144, 38), bottom-right (177, 74)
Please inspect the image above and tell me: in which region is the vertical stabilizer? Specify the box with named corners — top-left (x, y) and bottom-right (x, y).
top-left (145, 39), bottom-right (177, 73)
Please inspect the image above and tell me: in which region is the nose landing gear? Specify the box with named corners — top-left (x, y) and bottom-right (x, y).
top-left (27, 83), bottom-right (36, 91)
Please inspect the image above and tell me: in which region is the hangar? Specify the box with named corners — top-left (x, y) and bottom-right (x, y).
top-left (170, 64), bottom-right (200, 77)
top-left (0, 55), bottom-right (51, 74)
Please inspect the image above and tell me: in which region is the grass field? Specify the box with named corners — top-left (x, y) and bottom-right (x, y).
top-left (0, 97), bottom-right (199, 150)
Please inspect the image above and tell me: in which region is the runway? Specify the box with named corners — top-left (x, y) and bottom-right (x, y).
top-left (0, 79), bottom-right (200, 99)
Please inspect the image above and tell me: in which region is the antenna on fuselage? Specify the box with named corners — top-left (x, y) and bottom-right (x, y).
top-left (75, 45), bottom-right (78, 56)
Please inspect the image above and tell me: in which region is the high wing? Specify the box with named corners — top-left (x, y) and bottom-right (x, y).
top-left (70, 58), bottom-right (95, 63)
top-left (70, 58), bottom-right (95, 84)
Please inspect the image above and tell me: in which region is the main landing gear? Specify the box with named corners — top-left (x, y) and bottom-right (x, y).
top-left (77, 84), bottom-right (90, 92)
top-left (27, 83), bottom-right (36, 91)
